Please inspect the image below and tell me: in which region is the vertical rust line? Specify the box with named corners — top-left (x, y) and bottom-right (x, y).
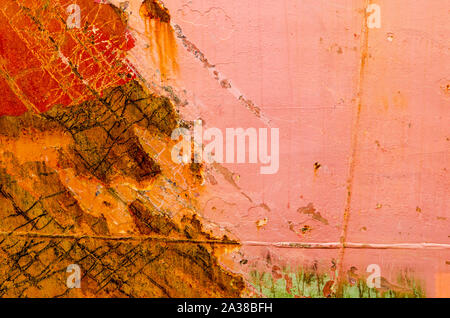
top-left (336, 0), bottom-right (372, 296)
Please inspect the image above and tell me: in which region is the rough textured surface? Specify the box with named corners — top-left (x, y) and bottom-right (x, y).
top-left (0, 0), bottom-right (448, 298)
top-left (0, 82), bottom-right (243, 297)
top-left (0, 80), bottom-right (244, 297)
top-left (0, 0), bottom-right (244, 298)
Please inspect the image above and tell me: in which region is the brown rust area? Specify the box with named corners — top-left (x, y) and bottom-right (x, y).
top-left (129, 200), bottom-right (179, 236)
top-left (0, 80), bottom-right (244, 297)
top-left (140, 0), bottom-right (171, 23)
top-left (297, 203), bottom-right (329, 225)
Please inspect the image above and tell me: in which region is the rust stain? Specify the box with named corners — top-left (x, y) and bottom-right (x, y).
top-left (336, 0), bottom-right (372, 296)
top-left (313, 162), bottom-right (321, 176)
top-left (255, 218), bottom-right (268, 229)
top-left (140, 0), bottom-right (178, 80)
top-left (439, 80), bottom-right (450, 98)
top-left (297, 203), bottom-right (329, 225)
top-left (0, 75), bottom-right (244, 297)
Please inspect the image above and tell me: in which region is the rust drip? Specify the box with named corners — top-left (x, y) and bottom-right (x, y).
top-left (140, 0), bottom-right (178, 79)
top-left (336, 0), bottom-right (372, 296)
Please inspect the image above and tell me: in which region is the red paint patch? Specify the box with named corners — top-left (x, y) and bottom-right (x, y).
top-left (0, 0), bottom-right (137, 116)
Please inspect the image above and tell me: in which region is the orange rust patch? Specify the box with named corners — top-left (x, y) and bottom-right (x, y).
top-left (140, 0), bottom-right (178, 80)
top-left (0, 80), bottom-right (244, 297)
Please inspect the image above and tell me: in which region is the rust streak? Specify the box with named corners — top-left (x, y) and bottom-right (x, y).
top-left (336, 0), bottom-right (372, 295)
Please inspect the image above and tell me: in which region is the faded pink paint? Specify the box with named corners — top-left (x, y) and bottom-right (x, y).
top-left (122, 0), bottom-right (449, 296)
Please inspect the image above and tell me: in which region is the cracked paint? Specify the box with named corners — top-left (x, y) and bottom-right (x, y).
top-left (0, 0), bottom-right (448, 298)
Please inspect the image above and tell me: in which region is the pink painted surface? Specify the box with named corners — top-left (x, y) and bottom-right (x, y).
top-left (119, 0), bottom-right (449, 296)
